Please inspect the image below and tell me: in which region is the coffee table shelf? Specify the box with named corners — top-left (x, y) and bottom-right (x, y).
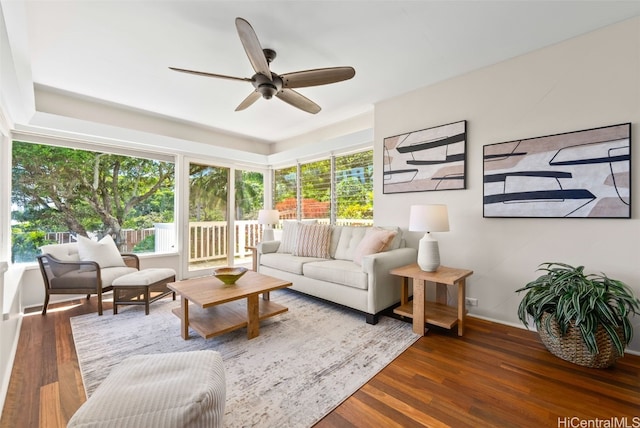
top-left (171, 299), bottom-right (288, 339)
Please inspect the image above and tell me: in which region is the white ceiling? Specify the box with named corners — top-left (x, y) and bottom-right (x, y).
top-left (15, 1), bottom-right (640, 144)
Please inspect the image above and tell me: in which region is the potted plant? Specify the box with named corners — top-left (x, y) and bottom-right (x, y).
top-left (516, 262), bottom-right (640, 368)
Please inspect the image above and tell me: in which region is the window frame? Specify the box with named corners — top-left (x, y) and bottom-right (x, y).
top-left (272, 148), bottom-right (374, 225)
top-left (9, 137), bottom-right (178, 264)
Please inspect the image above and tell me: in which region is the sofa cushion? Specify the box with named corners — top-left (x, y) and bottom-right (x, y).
top-left (302, 259), bottom-right (368, 290)
top-left (260, 253), bottom-right (326, 275)
top-left (334, 227), bottom-right (369, 261)
top-left (353, 227), bottom-right (398, 266)
top-left (50, 266), bottom-right (138, 289)
top-left (293, 223), bottom-right (332, 258)
top-left (77, 235), bottom-right (126, 268)
top-left (380, 226), bottom-right (403, 250)
top-left (329, 226), bottom-right (343, 258)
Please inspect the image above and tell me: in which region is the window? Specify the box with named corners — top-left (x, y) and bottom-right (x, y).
top-left (11, 141), bottom-right (175, 263)
top-left (336, 151), bottom-right (373, 225)
top-left (273, 149), bottom-right (373, 226)
top-left (300, 159), bottom-right (331, 223)
top-left (274, 166), bottom-right (298, 220)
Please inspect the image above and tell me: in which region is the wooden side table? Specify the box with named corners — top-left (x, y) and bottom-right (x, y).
top-left (390, 264), bottom-right (473, 336)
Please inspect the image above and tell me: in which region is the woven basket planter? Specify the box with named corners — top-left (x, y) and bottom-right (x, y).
top-left (538, 312), bottom-right (623, 368)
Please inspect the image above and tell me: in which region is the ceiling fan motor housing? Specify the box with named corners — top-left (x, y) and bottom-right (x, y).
top-left (252, 73), bottom-right (283, 99)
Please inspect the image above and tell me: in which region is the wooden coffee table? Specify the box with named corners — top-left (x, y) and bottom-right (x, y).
top-left (167, 270), bottom-right (292, 340)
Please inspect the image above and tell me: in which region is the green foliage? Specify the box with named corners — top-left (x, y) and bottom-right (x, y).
top-left (189, 164), bottom-right (228, 221)
top-left (235, 170), bottom-right (264, 220)
top-left (336, 177), bottom-right (372, 219)
top-left (274, 166), bottom-right (297, 202)
top-left (11, 141), bottom-right (175, 258)
top-left (11, 226), bottom-right (53, 263)
top-left (133, 235), bottom-right (155, 253)
top-left (301, 159), bottom-right (331, 202)
top-left (516, 262), bottom-right (640, 355)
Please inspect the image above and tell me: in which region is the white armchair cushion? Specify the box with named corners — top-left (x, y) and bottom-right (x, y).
top-left (77, 235), bottom-right (126, 268)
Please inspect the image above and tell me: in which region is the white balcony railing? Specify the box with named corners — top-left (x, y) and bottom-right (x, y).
top-left (43, 219), bottom-right (374, 264)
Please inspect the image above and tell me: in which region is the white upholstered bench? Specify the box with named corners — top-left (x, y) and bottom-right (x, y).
top-left (112, 268), bottom-right (176, 315)
top-left (68, 350), bottom-right (226, 428)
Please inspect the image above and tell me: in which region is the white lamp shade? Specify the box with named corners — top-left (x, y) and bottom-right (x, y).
top-left (408, 205), bottom-right (450, 233)
top-left (258, 209), bottom-right (280, 225)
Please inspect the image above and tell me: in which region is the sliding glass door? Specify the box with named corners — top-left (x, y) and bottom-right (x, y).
top-left (233, 169), bottom-right (264, 267)
top-left (186, 161), bottom-right (265, 274)
top-left (188, 162), bottom-right (229, 272)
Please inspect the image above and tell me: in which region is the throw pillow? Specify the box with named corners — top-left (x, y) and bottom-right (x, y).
top-left (77, 235), bottom-right (126, 268)
top-left (40, 243), bottom-right (80, 262)
top-left (352, 227), bottom-right (398, 265)
top-left (277, 221), bottom-right (299, 254)
top-left (40, 243), bottom-right (81, 277)
top-left (293, 223), bottom-right (332, 258)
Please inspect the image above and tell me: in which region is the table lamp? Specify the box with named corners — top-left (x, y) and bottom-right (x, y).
top-left (408, 204), bottom-right (450, 271)
top-left (258, 209), bottom-right (280, 241)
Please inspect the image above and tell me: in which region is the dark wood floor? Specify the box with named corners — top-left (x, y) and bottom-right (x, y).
top-left (2, 298), bottom-right (639, 428)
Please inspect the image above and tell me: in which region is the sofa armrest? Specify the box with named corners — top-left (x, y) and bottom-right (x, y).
top-left (257, 241), bottom-right (280, 254)
top-left (361, 247), bottom-right (418, 314)
top-left (120, 253), bottom-right (140, 269)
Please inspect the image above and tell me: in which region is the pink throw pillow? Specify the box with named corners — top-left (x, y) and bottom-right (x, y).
top-left (353, 228), bottom-right (398, 265)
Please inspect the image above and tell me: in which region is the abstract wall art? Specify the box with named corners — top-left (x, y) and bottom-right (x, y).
top-left (483, 123), bottom-right (631, 218)
top-left (383, 120), bottom-right (467, 194)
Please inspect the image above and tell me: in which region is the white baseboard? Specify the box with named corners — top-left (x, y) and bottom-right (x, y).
top-left (0, 315), bottom-right (23, 415)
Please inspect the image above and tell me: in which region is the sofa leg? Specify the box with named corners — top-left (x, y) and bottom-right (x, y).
top-left (366, 313), bottom-right (379, 325)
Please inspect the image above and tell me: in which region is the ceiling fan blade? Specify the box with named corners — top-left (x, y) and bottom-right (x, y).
top-left (281, 67), bottom-right (355, 88)
top-left (235, 91), bottom-right (262, 111)
top-left (169, 67), bottom-right (252, 83)
top-left (235, 17), bottom-right (272, 81)
top-left (276, 89), bottom-right (321, 114)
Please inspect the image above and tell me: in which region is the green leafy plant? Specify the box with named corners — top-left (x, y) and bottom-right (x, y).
top-left (516, 262), bottom-right (640, 356)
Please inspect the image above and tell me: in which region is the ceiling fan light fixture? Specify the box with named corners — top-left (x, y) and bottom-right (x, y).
top-left (259, 84), bottom-right (278, 99)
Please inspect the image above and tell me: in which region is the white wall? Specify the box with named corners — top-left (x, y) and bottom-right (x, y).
top-left (374, 17), bottom-right (640, 351)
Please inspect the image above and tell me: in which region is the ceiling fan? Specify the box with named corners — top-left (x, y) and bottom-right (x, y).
top-left (170, 17), bottom-right (355, 114)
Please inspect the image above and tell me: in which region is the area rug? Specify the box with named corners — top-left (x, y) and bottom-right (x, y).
top-left (70, 289), bottom-right (419, 427)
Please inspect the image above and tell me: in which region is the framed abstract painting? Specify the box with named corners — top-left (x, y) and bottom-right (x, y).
top-left (383, 120), bottom-right (467, 194)
top-left (483, 123), bottom-right (631, 218)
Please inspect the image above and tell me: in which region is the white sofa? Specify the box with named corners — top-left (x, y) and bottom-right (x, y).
top-left (257, 223), bottom-right (417, 324)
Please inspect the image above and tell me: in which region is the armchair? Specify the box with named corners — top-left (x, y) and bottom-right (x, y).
top-left (37, 241), bottom-right (140, 315)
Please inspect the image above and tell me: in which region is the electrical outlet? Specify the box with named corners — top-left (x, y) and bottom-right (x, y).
top-left (465, 297), bottom-right (478, 306)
